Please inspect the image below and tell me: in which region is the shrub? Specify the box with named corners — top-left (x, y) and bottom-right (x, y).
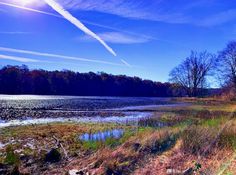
top-left (181, 125), bottom-right (218, 155)
top-left (218, 122), bottom-right (236, 149)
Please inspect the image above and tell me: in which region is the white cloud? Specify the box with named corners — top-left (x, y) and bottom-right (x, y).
top-left (57, 0), bottom-right (189, 24)
top-left (0, 1), bottom-right (152, 40)
top-left (57, 0), bottom-right (236, 26)
top-left (3, 0), bottom-right (236, 27)
top-left (0, 0), bottom-right (189, 24)
top-left (80, 32), bottom-right (151, 44)
top-left (199, 9), bottom-right (236, 27)
top-left (0, 54), bottom-right (39, 63)
top-left (0, 0), bottom-right (190, 23)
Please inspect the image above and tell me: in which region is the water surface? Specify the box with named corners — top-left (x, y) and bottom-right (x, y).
top-left (79, 129), bottom-right (124, 142)
top-left (0, 95), bottom-right (183, 128)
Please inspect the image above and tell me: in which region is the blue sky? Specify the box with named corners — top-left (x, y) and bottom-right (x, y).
top-left (0, 0), bottom-right (235, 83)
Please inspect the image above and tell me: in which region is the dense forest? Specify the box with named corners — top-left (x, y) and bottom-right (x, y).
top-left (0, 65), bottom-right (182, 97)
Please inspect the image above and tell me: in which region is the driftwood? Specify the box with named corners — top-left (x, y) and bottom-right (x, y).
top-left (53, 135), bottom-right (69, 160)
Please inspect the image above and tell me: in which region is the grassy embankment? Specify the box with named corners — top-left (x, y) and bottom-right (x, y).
top-left (0, 98), bottom-right (236, 174)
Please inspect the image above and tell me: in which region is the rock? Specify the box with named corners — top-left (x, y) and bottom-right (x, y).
top-left (69, 169), bottom-right (84, 175)
top-left (166, 169), bottom-right (182, 174)
top-left (44, 148), bottom-right (61, 163)
top-left (69, 169), bottom-right (78, 175)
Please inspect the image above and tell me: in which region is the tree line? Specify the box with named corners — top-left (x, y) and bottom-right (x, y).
top-left (0, 65), bottom-right (179, 97)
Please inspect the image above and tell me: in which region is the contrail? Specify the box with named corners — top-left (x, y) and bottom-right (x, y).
top-left (0, 2), bottom-right (152, 44)
top-left (121, 59), bottom-right (131, 67)
top-left (44, 0), bottom-right (116, 56)
top-left (0, 1), bottom-right (190, 50)
top-left (0, 1), bottom-right (133, 66)
top-left (0, 54), bottom-right (39, 63)
top-left (0, 46), bottom-right (122, 66)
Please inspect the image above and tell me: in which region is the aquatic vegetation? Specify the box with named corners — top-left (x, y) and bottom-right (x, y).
top-left (138, 116), bottom-right (168, 128)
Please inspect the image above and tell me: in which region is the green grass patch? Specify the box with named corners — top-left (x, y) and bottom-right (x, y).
top-left (4, 145), bottom-right (20, 166)
top-left (201, 118), bottom-right (226, 127)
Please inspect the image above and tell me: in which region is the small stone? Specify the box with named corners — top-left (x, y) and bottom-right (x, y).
top-left (69, 169), bottom-right (84, 175)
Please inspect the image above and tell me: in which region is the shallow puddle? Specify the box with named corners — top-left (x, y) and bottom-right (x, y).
top-left (79, 129), bottom-right (124, 142)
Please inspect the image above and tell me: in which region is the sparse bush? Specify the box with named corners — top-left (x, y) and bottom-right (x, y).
top-left (182, 119), bottom-right (236, 156)
top-left (218, 122), bottom-right (236, 149)
top-left (181, 125), bottom-right (218, 155)
top-left (141, 130), bottom-right (178, 154)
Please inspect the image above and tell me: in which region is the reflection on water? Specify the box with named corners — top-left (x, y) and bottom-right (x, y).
top-left (79, 129), bottom-right (124, 142)
top-left (0, 112), bottom-right (151, 128)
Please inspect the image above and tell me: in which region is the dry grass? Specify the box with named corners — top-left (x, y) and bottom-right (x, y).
top-left (59, 127), bottom-right (180, 175)
top-left (1, 98), bottom-right (236, 174)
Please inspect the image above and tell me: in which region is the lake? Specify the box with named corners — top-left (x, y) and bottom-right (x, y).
top-left (0, 95), bottom-right (182, 127)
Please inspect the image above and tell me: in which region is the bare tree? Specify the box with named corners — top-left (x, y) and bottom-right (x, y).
top-left (169, 51), bottom-right (215, 97)
top-left (218, 41), bottom-right (236, 92)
